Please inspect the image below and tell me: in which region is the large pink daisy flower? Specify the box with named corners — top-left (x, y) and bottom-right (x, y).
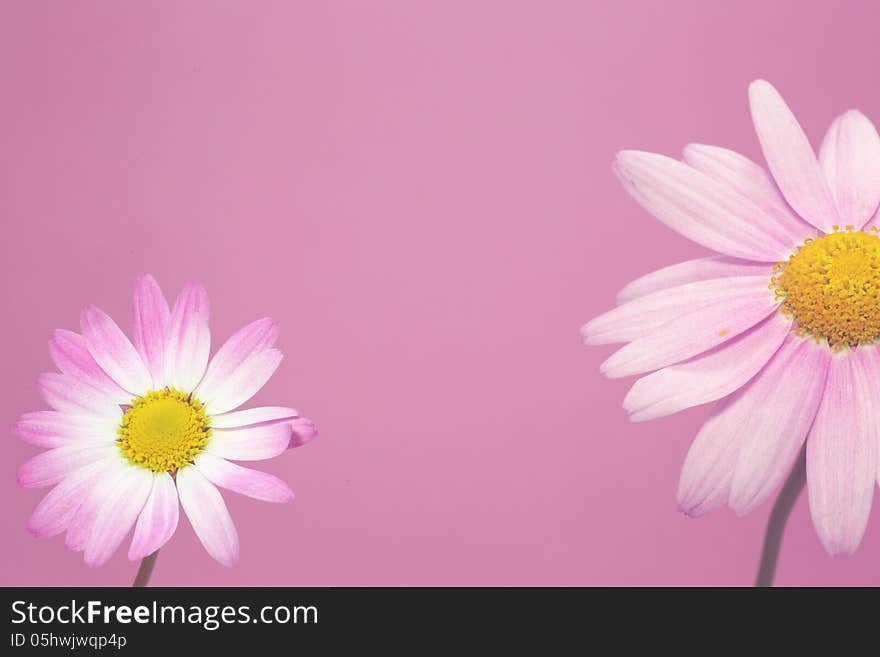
top-left (583, 80), bottom-right (880, 555)
top-left (15, 275), bottom-right (316, 567)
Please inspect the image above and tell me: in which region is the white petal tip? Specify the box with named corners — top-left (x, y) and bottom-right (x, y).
top-left (613, 150), bottom-right (656, 175)
top-left (821, 544), bottom-right (846, 558)
top-left (134, 273), bottom-right (159, 286)
top-left (681, 142), bottom-right (706, 158)
top-left (579, 324), bottom-right (593, 345)
top-left (676, 499), bottom-right (709, 518)
top-left (127, 547), bottom-right (152, 561)
top-left (580, 321), bottom-right (620, 346)
top-left (84, 553), bottom-right (111, 569)
top-left (615, 148), bottom-right (644, 161)
top-left (819, 537), bottom-right (858, 558)
top-left (728, 491), bottom-right (762, 517)
top-left (676, 503), bottom-right (695, 517)
top-left (748, 79), bottom-right (774, 95)
top-left (842, 108), bottom-right (868, 121)
top-left (598, 362), bottom-right (626, 379)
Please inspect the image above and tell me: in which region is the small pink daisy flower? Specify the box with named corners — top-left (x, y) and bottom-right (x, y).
top-left (583, 80), bottom-right (880, 556)
top-left (15, 275), bottom-right (316, 568)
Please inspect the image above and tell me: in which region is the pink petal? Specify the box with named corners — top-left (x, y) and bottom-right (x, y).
top-left (196, 318), bottom-right (279, 402)
top-left (623, 312), bottom-right (791, 421)
top-left (128, 472), bottom-right (179, 560)
top-left (728, 335), bottom-right (830, 515)
top-left (818, 110), bottom-right (880, 228)
top-left (195, 453), bottom-right (294, 502)
top-left (164, 283), bottom-right (211, 393)
top-left (682, 143), bottom-right (816, 246)
top-left (614, 150), bottom-right (798, 261)
top-left (84, 465), bottom-right (153, 567)
top-left (616, 256), bottom-right (772, 304)
top-left (13, 411), bottom-right (118, 448)
top-left (748, 80), bottom-right (840, 232)
top-left (600, 284), bottom-right (779, 378)
top-left (17, 444), bottom-right (117, 488)
top-left (81, 305), bottom-right (152, 396)
top-left (198, 349), bottom-right (283, 415)
top-left (206, 422), bottom-right (292, 461)
top-left (584, 276), bottom-right (770, 346)
top-left (289, 416), bottom-right (317, 448)
top-left (209, 406), bottom-right (298, 429)
top-left (677, 410), bottom-right (744, 517)
top-left (806, 348), bottom-right (879, 555)
top-left (26, 457), bottom-right (118, 538)
top-left (176, 466), bottom-right (239, 567)
top-left (49, 330), bottom-right (129, 400)
top-left (132, 274), bottom-right (171, 389)
top-left (65, 461), bottom-right (130, 552)
top-left (37, 372), bottom-right (123, 417)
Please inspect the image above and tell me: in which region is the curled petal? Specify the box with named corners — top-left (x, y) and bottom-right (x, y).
top-left (195, 453), bottom-right (294, 503)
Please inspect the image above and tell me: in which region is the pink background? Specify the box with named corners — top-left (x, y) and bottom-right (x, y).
top-left (2, 0), bottom-right (880, 586)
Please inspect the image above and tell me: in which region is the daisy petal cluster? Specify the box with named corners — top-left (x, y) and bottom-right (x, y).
top-left (15, 275), bottom-right (316, 567)
top-left (583, 80), bottom-right (880, 555)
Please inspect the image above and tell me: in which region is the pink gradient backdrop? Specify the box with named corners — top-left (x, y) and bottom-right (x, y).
top-left (2, 0), bottom-right (880, 586)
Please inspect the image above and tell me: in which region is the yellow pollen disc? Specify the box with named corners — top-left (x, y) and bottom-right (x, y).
top-left (117, 388), bottom-right (211, 472)
top-left (773, 229), bottom-right (880, 348)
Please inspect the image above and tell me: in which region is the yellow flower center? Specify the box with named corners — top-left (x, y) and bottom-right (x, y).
top-left (774, 229), bottom-right (880, 348)
top-left (117, 388), bottom-right (211, 472)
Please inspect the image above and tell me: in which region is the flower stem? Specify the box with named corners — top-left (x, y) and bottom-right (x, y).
top-left (754, 447), bottom-right (806, 587)
top-left (133, 550), bottom-right (159, 588)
